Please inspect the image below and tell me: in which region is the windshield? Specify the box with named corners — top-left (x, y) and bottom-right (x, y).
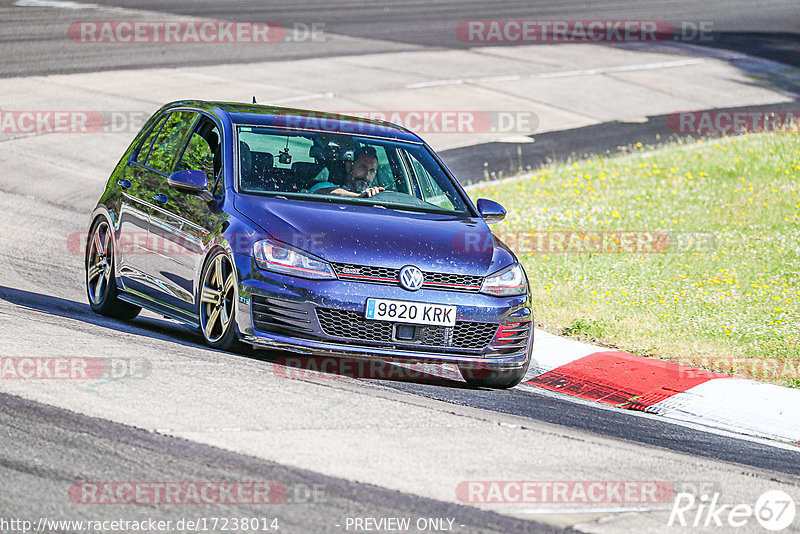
top-left (236, 126), bottom-right (471, 215)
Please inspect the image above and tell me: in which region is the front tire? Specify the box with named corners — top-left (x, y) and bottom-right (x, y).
top-left (85, 218), bottom-right (141, 320)
top-left (199, 251), bottom-right (242, 351)
top-left (458, 358), bottom-right (531, 389)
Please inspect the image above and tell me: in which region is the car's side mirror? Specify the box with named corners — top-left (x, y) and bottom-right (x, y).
top-left (477, 198), bottom-right (506, 224)
top-left (168, 169), bottom-right (215, 202)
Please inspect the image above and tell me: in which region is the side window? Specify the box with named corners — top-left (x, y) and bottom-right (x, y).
top-left (133, 113), bottom-right (168, 164)
top-left (407, 152), bottom-right (455, 211)
top-left (145, 111), bottom-right (196, 174)
top-left (176, 119), bottom-right (220, 190)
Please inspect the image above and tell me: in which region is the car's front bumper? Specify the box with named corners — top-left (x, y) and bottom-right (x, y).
top-left (232, 253), bottom-right (533, 368)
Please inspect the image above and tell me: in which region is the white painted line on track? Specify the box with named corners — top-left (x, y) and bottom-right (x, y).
top-left (269, 92), bottom-right (336, 105)
top-left (515, 507), bottom-right (662, 515)
top-left (11, 0), bottom-right (218, 18)
top-left (14, 0), bottom-right (98, 8)
top-left (406, 59), bottom-right (706, 89)
top-left (516, 382), bottom-right (800, 451)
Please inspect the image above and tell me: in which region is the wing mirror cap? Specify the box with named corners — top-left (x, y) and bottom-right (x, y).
top-left (168, 169), bottom-right (214, 202)
top-left (477, 198), bottom-right (506, 224)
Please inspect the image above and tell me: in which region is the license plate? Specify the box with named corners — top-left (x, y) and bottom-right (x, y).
top-left (365, 299), bottom-right (456, 327)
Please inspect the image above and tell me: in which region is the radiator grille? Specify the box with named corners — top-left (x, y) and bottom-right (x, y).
top-left (330, 263), bottom-right (483, 292)
top-left (316, 308), bottom-right (497, 350)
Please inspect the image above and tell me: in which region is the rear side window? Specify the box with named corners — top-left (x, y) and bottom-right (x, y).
top-left (145, 111), bottom-right (197, 174)
top-left (133, 113), bottom-right (168, 164)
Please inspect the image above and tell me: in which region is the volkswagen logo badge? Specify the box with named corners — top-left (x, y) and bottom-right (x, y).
top-left (399, 265), bottom-right (424, 291)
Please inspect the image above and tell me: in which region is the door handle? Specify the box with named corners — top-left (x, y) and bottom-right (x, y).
top-left (119, 179), bottom-right (132, 190)
top-left (153, 194), bottom-right (168, 204)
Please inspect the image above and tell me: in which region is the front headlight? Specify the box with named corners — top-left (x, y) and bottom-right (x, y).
top-left (253, 239), bottom-right (335, 279)
top-left (481, 263), bottom-right (527, 296)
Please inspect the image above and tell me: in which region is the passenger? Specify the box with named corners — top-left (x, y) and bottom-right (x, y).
top-left (310, 146), bottom-right (384, 198)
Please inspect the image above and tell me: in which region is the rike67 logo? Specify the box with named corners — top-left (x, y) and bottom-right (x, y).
top-left (669, 490), bottom-right (796, 531)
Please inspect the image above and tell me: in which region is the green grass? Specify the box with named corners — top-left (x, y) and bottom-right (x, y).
top-left (468, 133), bottom-right (800, 387)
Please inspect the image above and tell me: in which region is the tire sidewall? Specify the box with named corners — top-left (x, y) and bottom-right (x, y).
top-left (198, 251), bottom-right (239, 350)
top-left (86, 218), bottom-right (116, 312)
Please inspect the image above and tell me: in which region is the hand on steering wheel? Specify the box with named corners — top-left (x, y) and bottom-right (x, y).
top-left (360, 186), bottom-right (385, 198)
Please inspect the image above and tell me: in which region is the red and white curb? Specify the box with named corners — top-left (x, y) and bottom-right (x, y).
top-left (521, 330), bottom-right (800, 443)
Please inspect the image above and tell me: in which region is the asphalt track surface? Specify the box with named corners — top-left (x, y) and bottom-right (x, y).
top-left (2, 1), bottom-right (800, 531)
top-left (3, 283), bottom-right (800, 479)
top-left (1, 391), bottom-right (555, 533)
top-left (3, 0), bottom-right (800, 180)
top-left (2, 0), bottom-right (800, 77)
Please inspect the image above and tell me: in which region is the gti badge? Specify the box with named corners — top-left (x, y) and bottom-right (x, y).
top-left (399, 265), bottom-right (424, 291)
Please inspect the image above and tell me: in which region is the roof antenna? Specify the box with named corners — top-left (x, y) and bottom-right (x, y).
top-left (252, 96), bottom-right (257, 104)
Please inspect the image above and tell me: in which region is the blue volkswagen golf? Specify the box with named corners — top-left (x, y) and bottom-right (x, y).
top-left (86, 100), bottom-right (533, 388)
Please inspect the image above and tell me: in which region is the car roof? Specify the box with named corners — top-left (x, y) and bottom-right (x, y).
top-left (160, 100), bottom-right (424, 143)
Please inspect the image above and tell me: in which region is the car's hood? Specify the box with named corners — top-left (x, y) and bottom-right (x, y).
top-left (233, 194), bottom-right (514, 276)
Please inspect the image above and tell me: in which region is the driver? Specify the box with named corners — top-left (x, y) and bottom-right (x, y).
top-left (310, 146), bottom-right (384, 198)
